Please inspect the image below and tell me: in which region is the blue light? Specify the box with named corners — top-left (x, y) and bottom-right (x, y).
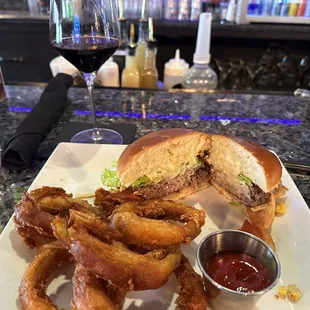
top-left (199, 115), bottom-right (301, 125)
top-left (9, 107), bottom-right (32, 113)
top-left (75, 110), bottom-right (191, 120)
top-left (8, 107), bottom-right (301, 125)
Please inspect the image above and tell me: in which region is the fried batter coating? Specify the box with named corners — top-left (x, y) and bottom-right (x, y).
top-left (95, 188), bottom-right (144, 217)
top-left (175, 255), bottom-right (207, 310)
top-left (15, 195), bottom-right (55, 238)
top-left (19, 242), bottom-right (71, 310)
top-left (110, 200), bottom-right (205, 247)
top-left (15, 224), bottom-right (55, 249)
top-left (52, 217), bottom-right (181, 291)
top-left (240, 219), bottom-right (275, 251)
top-left (68, 209), bottom-right (122, 243)
top-left (14, 187), bottom-right (106, 248)
top-left (71, 264), bottom-right (126, 310)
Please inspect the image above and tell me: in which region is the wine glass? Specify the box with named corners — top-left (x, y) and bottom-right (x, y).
top-left (50, 0), bottom-right (123, 144)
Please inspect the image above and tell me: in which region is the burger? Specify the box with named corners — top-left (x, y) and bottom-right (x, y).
top-left (101, 129), bottom-right (283, 228)
top-left (206, 135), bottom-right (282, 228)
top-left (116, 128), bottom-right (212, 200)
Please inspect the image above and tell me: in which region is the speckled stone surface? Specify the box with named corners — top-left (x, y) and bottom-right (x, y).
top-left (0, 85), bottom-right (309, 232)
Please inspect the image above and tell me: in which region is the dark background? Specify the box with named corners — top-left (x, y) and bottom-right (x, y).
top-left (1, 18), bottom-right (310, 91)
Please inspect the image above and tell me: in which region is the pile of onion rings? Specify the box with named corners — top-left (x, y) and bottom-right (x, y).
top-left (15, 186), bottom-right (207, 310)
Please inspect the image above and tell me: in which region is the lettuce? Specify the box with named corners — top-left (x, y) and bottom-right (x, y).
top-left (238, 173), bottom-right (253, 187)
top-left (101, 167), bottom-right (121, 189)
top-left (131, 176), bottom-right (151, 188)
top-left (229, 201), bottom-right (242, 207)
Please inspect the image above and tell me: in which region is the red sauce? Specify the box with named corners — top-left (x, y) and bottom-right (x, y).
top-left (204, 251), bottom-right (270, 293)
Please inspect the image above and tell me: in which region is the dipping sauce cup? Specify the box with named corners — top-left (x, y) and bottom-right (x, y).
top-left (197, 230), bottom-right (281, 310)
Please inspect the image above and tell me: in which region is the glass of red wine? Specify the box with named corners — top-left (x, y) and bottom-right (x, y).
top-left (49, 0), bottom-right (123, 144)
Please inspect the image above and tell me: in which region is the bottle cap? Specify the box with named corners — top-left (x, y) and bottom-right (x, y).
top-left (164, 49), bottom-right (189, 76)
top-left (193, 13), bottom-right (212, 64)
top-left (127, 23), bottom-right (137, 56)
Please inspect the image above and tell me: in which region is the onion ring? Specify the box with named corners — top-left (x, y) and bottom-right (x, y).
top-left (174, 254), bottom-right (207, 310)
top-left (15, 223), bottom-right (55, 249)
top-left (52, 217), bottom-right (181, 291)
top-left (109, 200), bottom-right (205, 247)
top-left (95, 188), bottom-right (144, 217)
top-left (19, 242), bottom-right (71, 310)
top-left (15, 196), bottom-right (55, 238)
top-left (71, 264), bottom-right (126, 310)
top-left (27, 186), bottom-right (94, 215)
top-left (68, 209), bottom-right (122, 243)
top-left (14, 187), bottom-right (107, 248)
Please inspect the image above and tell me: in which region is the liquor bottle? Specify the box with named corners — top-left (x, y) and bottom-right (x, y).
top-left (122, 24), bottom-right (140, 88)
top-left (191, 0), bottom-right (201, 20)
top-left (248, 0), bottom-right (260, 15)
top-left (226, 0), bottom-right (236, 22)
top-left (297, 0), bottom-right (307, 16)
top-left (179, 0), bottom-right (191, 20)
top-left (136, 0), bottom-right (148, 74)
top-left (288, 0), bottom-right (298, 16)
top-left (182, 13), bottom-right (218, 90)
top-left (164, 0), bottom-right (179, 19)
top-left (271, 0), bottom-right (283, 16)
top-left (304, 0), bottom-right (310, 16)
top-left (119, 0), bottom-right (129, 50)
top-left (140, 18), bottom-right (158, 89)
top-left (259, 0), bottom-right (273, 15)
top-left (280, 0), bottom-right (289, 16)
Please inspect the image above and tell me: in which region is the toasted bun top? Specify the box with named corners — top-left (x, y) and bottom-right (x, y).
top-left (209, 135), bottom-right (282, 192)
top-left (117, 129), bottom-right (211, 187)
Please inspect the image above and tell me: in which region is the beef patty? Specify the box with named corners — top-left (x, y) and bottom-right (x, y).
top-left (135, 166), bottom-right (210, 199)
top-left (211, 169), bottom-right (270, 207)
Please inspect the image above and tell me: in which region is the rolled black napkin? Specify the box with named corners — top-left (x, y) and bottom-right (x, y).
top-left (1, 73), bottom-right (73, 170)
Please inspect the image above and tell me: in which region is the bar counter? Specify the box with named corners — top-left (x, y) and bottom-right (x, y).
top-left (0, 85), bottom-right (309, 231)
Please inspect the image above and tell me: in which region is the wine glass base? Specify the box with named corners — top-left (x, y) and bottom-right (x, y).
top-left (70, 128), bottom-right (123, 144)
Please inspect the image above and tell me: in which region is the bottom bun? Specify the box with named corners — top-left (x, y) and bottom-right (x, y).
top-left (211, 181), bottom-right (275, 228)
top-left (163, 180), bottom-right (210, 201)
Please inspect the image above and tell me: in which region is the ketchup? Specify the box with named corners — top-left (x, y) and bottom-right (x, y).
top-left (204, 251), bottom-right (270, 293)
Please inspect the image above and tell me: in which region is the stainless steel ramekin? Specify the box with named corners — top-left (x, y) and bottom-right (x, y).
top-left (197, 229), bottom-right (281, 310)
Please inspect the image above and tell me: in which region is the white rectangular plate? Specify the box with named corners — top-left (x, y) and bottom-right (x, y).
top-left (0, 143), bottom-right (309, 310)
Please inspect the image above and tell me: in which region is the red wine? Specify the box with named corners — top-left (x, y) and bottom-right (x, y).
top-left (53, 36), bottom-right (119, 73)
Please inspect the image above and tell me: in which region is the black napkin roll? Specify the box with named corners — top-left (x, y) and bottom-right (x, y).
top-left (1, 73), bottom-right (73, 170)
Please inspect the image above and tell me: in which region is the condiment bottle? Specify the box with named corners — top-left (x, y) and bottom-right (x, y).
top-left (136, 0), bottom-right (148, 74)
top-left (140, 18), bottom-right (158, 89)
top-left (182, 13), bottom-right (218, 90)
top-left (122, 24), bottom-right (140, 88)
top-left (96, 58), bottom-right (120, 87)
top-left (164, 49), bottom-right (189, 89)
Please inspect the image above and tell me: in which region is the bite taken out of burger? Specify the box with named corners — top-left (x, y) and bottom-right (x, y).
top-left (206, 134), bottom-right (283, 228)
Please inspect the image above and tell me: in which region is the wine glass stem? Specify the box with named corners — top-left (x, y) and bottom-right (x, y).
top-left (83, 73), bottom-right (98, 132)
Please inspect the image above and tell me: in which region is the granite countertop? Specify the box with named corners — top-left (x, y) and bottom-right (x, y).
top-left (0, 85), bottom-right (309, 232)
